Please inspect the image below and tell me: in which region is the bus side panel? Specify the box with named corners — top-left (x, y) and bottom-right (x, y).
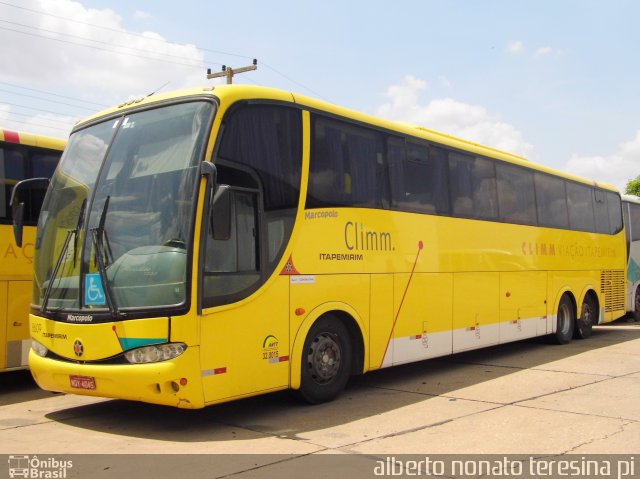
top-left (499, 272), bottom-right (548, 342)
top-left (6, 280), bottom-right (31, 368)
top-left (452, 273), bottom-right (500, 353)
top-left (200, 277), bottom-right (290, 405)
top-left (0, 281), bottom-right (7, 370)
top-left (369, 274), bottom-right (394, 369)
top-left (1, 228), bottom-right (36, 371)
top-left (385, 273), bottom-right (453, 367)
top-left (628, 240), bottom-right (640, 314)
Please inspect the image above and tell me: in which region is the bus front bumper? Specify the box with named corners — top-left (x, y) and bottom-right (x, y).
top-left (29, 346), bottom-right (204, 409)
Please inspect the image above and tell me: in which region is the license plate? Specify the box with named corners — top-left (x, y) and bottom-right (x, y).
top-left (69, 375), bottom-right (96, 390)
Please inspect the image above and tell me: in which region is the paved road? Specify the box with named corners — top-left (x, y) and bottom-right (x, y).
top-left (1, 319), bottom-right (638, 477)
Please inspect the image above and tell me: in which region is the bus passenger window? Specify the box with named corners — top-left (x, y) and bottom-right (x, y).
top-left (630, 203), bottom-right (640, 240)
top-left (449, 153), bottom-right (497, 220)
top-left (593, 189), bottom-right (610, 234)
top-left (535, 173), bottom-right (569, 229)
top-left (606, 191), bottom-right (623, 234)
top-left (31, 152), bottom-right (60, 178)
top-left (308, 116), bottom-right (386, 209)
top-left (449, 152), bottom-right (474, 217)
top-left (389, 140), bottom-right (449, 215)
top-left (496, 162), bottom-right (536, 225)
top-left (0, 146), bottom-right (26, 220)
top-left (566, 182), bottom-right (595, 232)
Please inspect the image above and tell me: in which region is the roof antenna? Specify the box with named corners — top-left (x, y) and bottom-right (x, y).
top-left (147, 81), bottom-right (171, 97)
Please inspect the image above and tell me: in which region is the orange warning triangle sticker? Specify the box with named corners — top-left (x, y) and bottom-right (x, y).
top-left (280, 255), bottom-right (300, 275)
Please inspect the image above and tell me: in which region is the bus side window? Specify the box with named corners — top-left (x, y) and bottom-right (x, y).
top-left (389, 141), bottom-right (449, 215)
top-left (387, 137), bottom-right (404, 208)
top-left (449, 152), bottom-right (474, 217)
top-left (202, 189), bottom-right (260, 307)
top-left (496, 162), bottom-right (537, 225)
top-left (0, 144), bottom-right (26, 221)
top-left (593, 189), bottom-right (610, 234)
top-left (31, 151), bottom-right (59, 178)
top-left (471, 158), bottom-right (498, 220)
top-left (428, 146), bottom-right (451, 215)
top-left (606, 191), bottom-right (623, 234)
top-left (27, 150), bottom-right (61, 223)
top-left (631, 203), bottom-right (640, 241)
top-left (308, 116), bottom-right (386, 209)
top-left (535, 172), bottom-right (569, 229)
top-left (566, 182), bottom-right (596, 232)
top-left (205, 189), bottom-right (258, 272)
top-left (449, 153), bottom-right (497, 220)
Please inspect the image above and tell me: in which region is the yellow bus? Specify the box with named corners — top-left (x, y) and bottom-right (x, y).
top-left (21, 85), bottom-right (626, 408)
top-left (1, 128), bottom-right (65, 371)
top-left (622, 194), bottom-right (640, 320)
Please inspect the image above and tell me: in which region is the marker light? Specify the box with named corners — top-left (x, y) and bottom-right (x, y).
top-left (32, 340), bottom-right (48, 357)
top-left (124, 343), bottom-right (187, 364)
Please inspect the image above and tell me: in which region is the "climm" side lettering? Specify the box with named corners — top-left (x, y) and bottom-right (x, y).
top-left (344, 221), bottom-right (394, 251)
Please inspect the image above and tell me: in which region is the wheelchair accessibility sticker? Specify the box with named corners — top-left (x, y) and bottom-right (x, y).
top-left (84, 273), bottom-right (106, 306)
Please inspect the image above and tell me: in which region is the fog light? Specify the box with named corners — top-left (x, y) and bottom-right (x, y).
top-left (32, 340), bottom-right (48, 357)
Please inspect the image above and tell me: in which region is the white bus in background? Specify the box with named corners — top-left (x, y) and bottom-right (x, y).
top-left (623, 194), bottom-right (640, 320)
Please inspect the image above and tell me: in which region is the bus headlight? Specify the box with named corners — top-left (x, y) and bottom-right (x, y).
top-left (32, 340), bottom-right (48, 357)
top-left (124, 343), bottom-right (187, 364)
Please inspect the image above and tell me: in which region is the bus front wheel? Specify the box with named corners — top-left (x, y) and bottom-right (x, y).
top-left (553, 295), bottom-right (575, 344)
top-left (297, 316), bottom-right (352, 404)
top-left (634, 288), bottom-right (640, 321)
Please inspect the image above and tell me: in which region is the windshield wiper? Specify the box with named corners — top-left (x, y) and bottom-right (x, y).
top-left (93, 195), bottom-right (114, 264)
top-left (90, 195), bottom-right (119, 318)
top-left (42, 199), bottom-right (86, 313)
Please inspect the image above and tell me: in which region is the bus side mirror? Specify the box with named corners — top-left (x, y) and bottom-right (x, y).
top-left (200, 161), bottom-right (231, 240)
top-left (12, 202), bottom-right (25, 248)
top-left (10, 177), bottom-right (50, 247)
top-left (212, 185), bottom-right (232, 241)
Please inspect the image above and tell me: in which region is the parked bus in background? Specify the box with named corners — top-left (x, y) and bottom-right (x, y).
top-left (17, 85), bottom-right (627, 408)
top-left (622, 194), bottom-right (640, 320)
top-left (1, 128), bottom-right (65, 371)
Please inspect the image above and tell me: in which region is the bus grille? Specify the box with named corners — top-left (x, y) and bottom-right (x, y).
top-left (600, 270), bottom-right (625, 312)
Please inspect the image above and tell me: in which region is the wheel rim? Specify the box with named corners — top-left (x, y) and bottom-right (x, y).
top-left (558, 302), bottom-right (572, 335)
top-left (307, 333), bottom-right (341, 384)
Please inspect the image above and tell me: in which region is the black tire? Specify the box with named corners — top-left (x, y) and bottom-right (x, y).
top-left (552, 295), bottom-right (575, 344)
top-left (574, 294), bottom-right (596, 339)
top-left (296, 316), bottom-right (352, 404)
top-left (633, 288), bottom-right (640, 322)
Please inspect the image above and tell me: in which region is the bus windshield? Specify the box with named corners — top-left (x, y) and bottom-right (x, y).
top-left (34, 101), bottom-right (214, 317)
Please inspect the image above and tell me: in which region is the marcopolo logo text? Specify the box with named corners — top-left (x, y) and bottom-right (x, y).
top-left (66, 314), bottom-right (94, 323)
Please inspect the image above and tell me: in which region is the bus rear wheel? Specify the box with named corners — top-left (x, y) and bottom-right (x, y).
top-left (297, 316), bottom-right (352, 404)
top-left (552, 295), bottom-right (575, 344)
top-left (574, 294), bottom-right (596, 339)
top-left (634, 288), bottom-right (640, 321)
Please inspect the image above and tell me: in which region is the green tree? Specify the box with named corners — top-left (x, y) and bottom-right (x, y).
top-left (626, 175), bottom-right (640, 196)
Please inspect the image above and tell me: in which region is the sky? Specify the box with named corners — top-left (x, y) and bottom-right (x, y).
top-left (0, 0), bottom-right (639, 191)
